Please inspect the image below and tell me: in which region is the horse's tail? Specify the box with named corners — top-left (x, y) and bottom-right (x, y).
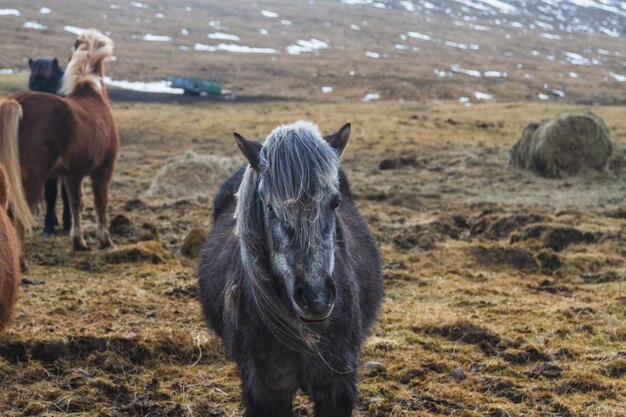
top-left (0, 99), bottom-right (33, 232)
top-left (60, 29), bottom-right (114, 96)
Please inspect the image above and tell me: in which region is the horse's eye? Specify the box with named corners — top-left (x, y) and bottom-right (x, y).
top-left (329, 195), bottom-right (340, 210)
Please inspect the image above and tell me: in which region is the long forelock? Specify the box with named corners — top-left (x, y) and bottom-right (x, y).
top-left (260, 120), bottom-right (339, 246)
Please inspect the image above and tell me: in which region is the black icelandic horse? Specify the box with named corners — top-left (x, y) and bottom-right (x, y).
top-left (198, 121), bottom-right (383, 417)
top-left (27, 57), bottom-right (71, 235)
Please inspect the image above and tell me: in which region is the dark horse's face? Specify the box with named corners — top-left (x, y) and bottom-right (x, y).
top-left (28, 57), bottom-right (64, 94)
top-left (235, 122), bottom-right (351, 322)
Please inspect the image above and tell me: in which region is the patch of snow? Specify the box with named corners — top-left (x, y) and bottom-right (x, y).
top-left (538, 93), bottom-right (550, 100)
top-left (194, 43), bottom-right (279, 54)
top-left (362, 92), bottom-right (380, 102)
top-left (23, 21), bottom-right (47, 30)
top-left (39, 7), bottom-right (51, 14)
top-left (64, 25), bottom-right (85, 35)
top-left (569, 72), bottom-right (579, 78)
top-left (181, 28), bottom-right (189, 36)
top-left (552, 89), bottom-right (565, 97)
top-left (350, 24), bottom-right (360, 30)
top-left (450, 64), bottom-right (481, 77)
top-left (142, 34), bottom-right (172, 42)
top-left (459, 96), bottom-right (470, 103)
top-left (260, 29), bottom-right (269, 35)
top-left (286, 38), bottom-right (329, 55)
top-left (366, 51), bottom-right (381, 58)
top-left (321, 86), bottom-right (333, 93)
top-left (608, 72), bottom-right (626, 82)
top-left (0, 68), bottom-right (19, 74)
top-left (540, 33), bottom-right (562, 39)
top-left (0, 9), bottom-right (20, 16)
top-left (474, 91), bottom-right (493, 100)
top-left (261, 10), bottom-right (279, 18)
top-left (484, 70), bottom-right (507, 77)
top-left (104, 77), bottom-right (183, 94)
top-left (406, 31), bottom-right (433, 41)
top-left (281, 20), bottom-right (292, 26)
top-left (130, 1), bottom-right (149, 8)
top-left (208, 32), bottom-right (240, 41)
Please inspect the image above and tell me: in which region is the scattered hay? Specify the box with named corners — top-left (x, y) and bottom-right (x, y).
top-left (509, 112), bottom-right (613, 178)
top-left (99, 242), bottom-right (174, 265)
top-left (145, 150), bottom-right (241, 200)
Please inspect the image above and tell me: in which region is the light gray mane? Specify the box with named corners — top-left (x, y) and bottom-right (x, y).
top-left (236, 120), bottom-right (339, 247)
top-left (231, 120), bottom-right (341, 353)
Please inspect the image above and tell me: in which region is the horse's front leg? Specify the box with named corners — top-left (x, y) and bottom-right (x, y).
top-left (91, 164), bottom-right (114, 249)
top-left (63, 175), bottom-right (89, 251)
top-left (240, 365), bottom-right (296, 417)
top-left (310, 372), bottom-right (358, 417)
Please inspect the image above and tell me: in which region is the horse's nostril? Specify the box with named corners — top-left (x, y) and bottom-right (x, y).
top-left (293, 286), bottom-right (307, 309)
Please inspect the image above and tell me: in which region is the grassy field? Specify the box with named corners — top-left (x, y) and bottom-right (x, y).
top-left (0, 64), bottom-right (624, 415)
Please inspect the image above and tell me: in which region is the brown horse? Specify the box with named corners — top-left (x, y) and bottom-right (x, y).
top-left (0, 164), bottom-right (21, 333)
top-left (0, 29), bottom-right (120, 251)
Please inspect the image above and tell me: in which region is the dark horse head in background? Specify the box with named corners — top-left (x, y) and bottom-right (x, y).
top-left (28, 57), bottom-right (64, 94)
top-left (199, 121), bottom-right (383, 417)
top-left (27, 57), bottom-right (70, 235)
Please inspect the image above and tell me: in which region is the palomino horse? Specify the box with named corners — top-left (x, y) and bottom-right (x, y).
top-left (0, 164), bottom-right (21, 333)
top-left (0, 29), bottom-right (119, 251)
top-left (199, 121), bottom-right (383, 416)
top-left (27, 57), bottom-right (71, 235)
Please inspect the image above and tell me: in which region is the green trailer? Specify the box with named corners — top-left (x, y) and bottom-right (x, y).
top-left (166, 76), bottom-right (222, 96)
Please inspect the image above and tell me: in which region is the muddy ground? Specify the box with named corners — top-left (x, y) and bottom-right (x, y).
top-left (0, 97), bottom-right (625, 416)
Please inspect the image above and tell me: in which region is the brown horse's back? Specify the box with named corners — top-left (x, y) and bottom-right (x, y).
top-left (9, 91), bottom-right (73, 206)
top-left (0, 164), bottom-right (21, 333)
top-left (8, 90), bottom-right (119, 204)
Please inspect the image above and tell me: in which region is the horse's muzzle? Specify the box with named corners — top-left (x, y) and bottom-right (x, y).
top-left (293, 280), bottom-right (336, 322)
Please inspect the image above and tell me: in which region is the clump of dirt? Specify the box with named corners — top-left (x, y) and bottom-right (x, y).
top-left (418, 320), bottom-right (504, 354)
top-left (393, 216), bottom-right (468, 251)
top-left (467, 245), bottom-right (538, 272)
top-left (511, 224), bottom-right (599, 251)
top-left (145, 150), bottom-right (240, 201)
top-left (536, 250), bottom-right (562, 274)
top-left (509, 112), bottom-right (613, 178)
top-left (558, 373), bottom-right (611, 394)
top-left (526, 363), bottom-right (564, 379)
top-left (379, 157), bottom-right (420, 170)
top-left (471, 213), bottom-right (547, 239)
top-left (502, 344), bottom-right (550, 364)
top-left (582, 270), bottom-right (625, 284)
top-left (110, 214), bottom-right (159, 244)
top-left (181, 228), bottom-right (207, 258)
top-left (99, 242), bottom-right (174, 265)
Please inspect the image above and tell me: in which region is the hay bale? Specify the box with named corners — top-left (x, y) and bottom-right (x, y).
top-left (509, 112), bottom-right (613, 178)
top-left (145, 150), bottom-right (241, 200)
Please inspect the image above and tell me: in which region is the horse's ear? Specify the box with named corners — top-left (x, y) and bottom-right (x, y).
top-left (28, 58), bottom-right (33, 69)
top-left (325, 122), bottom-right (351, 156)
top-left (234, 132), bottom-right (262, 170)
top-left (52, 58), bottom-right (59, 69)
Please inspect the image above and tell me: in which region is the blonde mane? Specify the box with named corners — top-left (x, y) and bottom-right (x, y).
top-left (60, 29), bottom-right (113, 96)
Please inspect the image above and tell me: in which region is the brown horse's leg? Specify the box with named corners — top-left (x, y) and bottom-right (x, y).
top-left (64, 175), bottom-right (90, 251)
top-left (91, 164), bottom-right (114, 249)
